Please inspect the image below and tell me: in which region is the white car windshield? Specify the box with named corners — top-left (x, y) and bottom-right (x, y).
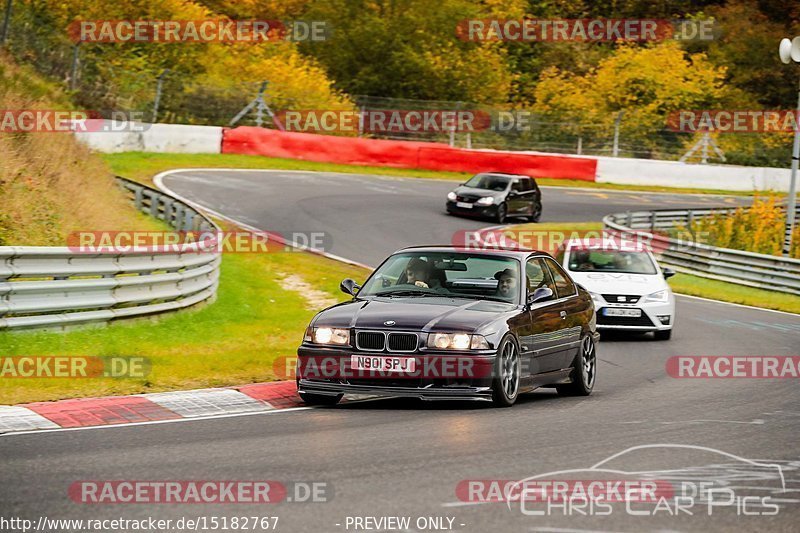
top-left (568, 249), bottom-right (657, 275)
top-left (359, 252), bottom-right (521, 303)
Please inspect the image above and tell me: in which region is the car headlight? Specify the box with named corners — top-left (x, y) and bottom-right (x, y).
top-left (307, 326), bottom-right (350, 345)
top-left (589, 292), bottom-right (604, 305)
top-left (427, 333), bottom-right (489, 350)
top-left (475, 196), bottom-right (494, 206)
top-left (447, 192), bottom-right (457, 201)
top-left (645, 290), bottom-right (669, 303)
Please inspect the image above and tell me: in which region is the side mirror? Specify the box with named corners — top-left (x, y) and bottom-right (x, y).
top-left (507, 191), bottom-right (518, 197)
top-left (340, 278), bottom-right (361, 296)
top-left (663, 268), bottom-right (676, 279)
top-left (528, 286), bottom-right (554, 305)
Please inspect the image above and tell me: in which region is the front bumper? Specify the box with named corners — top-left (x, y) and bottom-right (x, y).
top-left (595, 300), bottom-right (674, 332)
top-left (296, 345), bottom-right (497, 400)
top-left (298, 379), bottom-right (494, 401)
top-left (446, 200), bottom-right (499, 219)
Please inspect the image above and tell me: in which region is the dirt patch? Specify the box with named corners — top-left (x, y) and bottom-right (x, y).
top-left (275, 272), bottom-right (338, 310)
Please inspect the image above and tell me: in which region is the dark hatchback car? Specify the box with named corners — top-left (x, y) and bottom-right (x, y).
top-left (296, 246), bottom-right (599, 407)
top-left (446, 172), bottom-right (542, 223)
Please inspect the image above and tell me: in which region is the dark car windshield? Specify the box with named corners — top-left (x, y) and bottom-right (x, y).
top-left (567, 248), bottom-right (657, 275)
top-left (359, 252), bottom-right (521, 303)
top-left (463, 174), bottom-right (511, 191)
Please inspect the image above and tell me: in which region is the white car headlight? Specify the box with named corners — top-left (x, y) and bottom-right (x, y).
top-left (645, 290), bottom-right (669, 303)
top-left (589, 292), bottom-right (604, 305)
top-left (428, 333), bottom-right (489, 350)
top-left (447, 192), bottom-right (457, 201)
top-left (309, 326), bottom-right (350, 345)
top-left (475, 196), bottom-right (494, 206)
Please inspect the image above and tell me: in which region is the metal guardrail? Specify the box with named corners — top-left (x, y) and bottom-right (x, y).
top-left (603, 206), bottom-right (800, 296)
top-left (0, 177), bottom-right (220, 330)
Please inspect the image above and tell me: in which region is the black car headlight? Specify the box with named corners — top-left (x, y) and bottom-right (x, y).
top-left (475, 197), bottom-right (494, 206)
top-left (305, 326), bottom-right (350, 346)
top-left (427, 333), bottom-right (489, 350)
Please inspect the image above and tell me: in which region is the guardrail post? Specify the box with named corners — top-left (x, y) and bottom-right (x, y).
top-left (150, 192), bottom-right (159, 218)
top-left (134, 187), bottom-right (143, 211)
top-left (650, 211), bottom-right (657, 231)
top-left (687, 210), bottom-right (696, 242)
top-left (625, 211), bottom-right (631, 227)
top-left (184, 211), bottom-right (195, 231)
top-left (163, 198), bottom-right (173, 224)
top-left (173, 203), bottom-right (184, 230)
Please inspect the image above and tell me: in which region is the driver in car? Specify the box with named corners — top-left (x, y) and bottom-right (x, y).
top-left (571, 249), bottom-right (595, 271)
top-left (405, 258), bottom-right (433, 288)
top-left (494, 268), bottom-right (518, 299)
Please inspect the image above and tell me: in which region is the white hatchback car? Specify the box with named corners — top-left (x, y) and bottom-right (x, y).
top-left (556, 238), bottom-right (676, 340)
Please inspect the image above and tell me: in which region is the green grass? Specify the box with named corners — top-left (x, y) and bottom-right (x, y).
top-left (669, 273), bottom-right (800, 314)
top-left (102, 152), bottom-right (764, 196)
top-left (0, 251), bottom-right (370, 405)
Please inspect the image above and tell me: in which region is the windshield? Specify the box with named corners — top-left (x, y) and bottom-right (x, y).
top-left (567, 248), bottom-right (657, 275)
top-left (464, 174), bottom-right (511, 191)
top-left (359, 252), bottom-right (521, 303)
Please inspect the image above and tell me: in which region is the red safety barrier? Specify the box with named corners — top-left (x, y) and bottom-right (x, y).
top-left (222, 127), bottom-right (597, 181)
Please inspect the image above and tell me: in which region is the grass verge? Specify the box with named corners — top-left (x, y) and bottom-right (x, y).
top-left (103, 152), bottom-right (762, 196)
top-left (669, 273), bottom-right (800, 314)
top-left (0, 55), bottom-right (162, 245)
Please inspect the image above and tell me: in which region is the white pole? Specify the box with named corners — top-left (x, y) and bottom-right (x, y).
top-left (783, 77), bottom-right (800, 256)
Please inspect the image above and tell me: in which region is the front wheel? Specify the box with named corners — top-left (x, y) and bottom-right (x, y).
top-left (495, 203), bottom-right (508, 224)
top-left (529, 202), bottom-right (542, 223)
top-left (299, 392), bottom-right (343, 406)
top-left (492, 336), bottom-right (521, 407)
top-left (557, 334), bottom-right (596, 396)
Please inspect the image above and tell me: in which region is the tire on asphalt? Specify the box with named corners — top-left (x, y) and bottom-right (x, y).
top-left (495, 203), bottom-right (508, 224)
top-left (556, 333), bottom-right (597, 397)
top-left (492, 335), bottom-right (521, 407)
top-left (530, 202), bottom-right (542, 223)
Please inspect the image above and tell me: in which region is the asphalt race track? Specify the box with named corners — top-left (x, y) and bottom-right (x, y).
top-left (2, 169), bottom-right (798, 532)
top-left (156, 169), bottom-right (751, 266)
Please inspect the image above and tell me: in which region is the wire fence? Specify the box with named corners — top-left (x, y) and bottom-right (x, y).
top-left (0, 0), bottom-right (791, 166)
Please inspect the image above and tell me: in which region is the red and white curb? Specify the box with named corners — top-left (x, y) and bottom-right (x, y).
top-left (0, 381), bottom-right (311, 434)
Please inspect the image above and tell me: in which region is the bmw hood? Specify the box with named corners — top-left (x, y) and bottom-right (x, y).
top-left (568, 271), bottom-right (668, 296)
top-left (312, 297), bottom-right (516, 332)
